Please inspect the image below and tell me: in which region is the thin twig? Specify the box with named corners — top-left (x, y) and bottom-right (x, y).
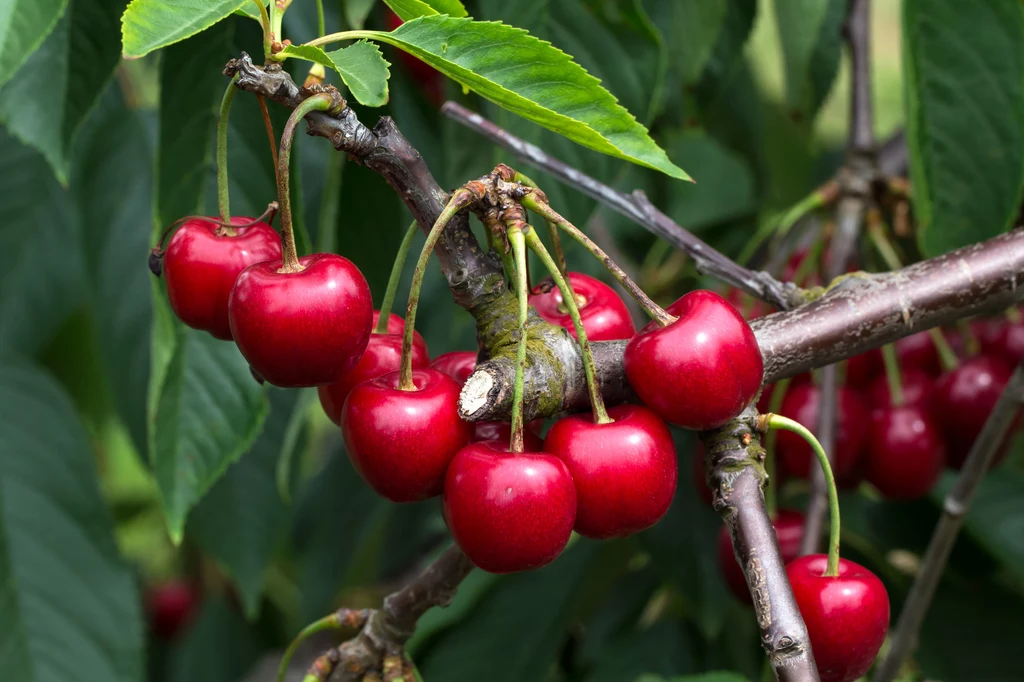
top-left (845, 0), bottom-right (874, 155)
top-left (871, 361), bottom-right (1024, 682)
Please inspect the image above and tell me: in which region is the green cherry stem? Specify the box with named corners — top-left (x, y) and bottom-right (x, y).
top-left (881, 343), bottom-right (905, 407)
top-left (525, 228), bottom-right (611, 424)
top-left (276, 614), bottom-right (343, 682)
top-left (762, 413), bottom-right (841, 577)
top-left (508, 226), bottom-right (530, 452)
top-left (315, 0), bottom-right (325, 37)
top-left (513, 171), bottom-right (568, 278)
top-left (930, 328), bottom-right (960, 371)
top-left (376, 221), bottom-right (420, 334)
top-left (251, 0), bottom-right (272, 58)
top-left (521, 194), bottom-right (674, 327)
top-left (216, 74), bottom-right (240, 228)
top-left (762, 377), bottom-right (791, 518)
top-left (276, 93), bottom-right (335, 272)
top-left (400, 190), bottom-right (477, 390)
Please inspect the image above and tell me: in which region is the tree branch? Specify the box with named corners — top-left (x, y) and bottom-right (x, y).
top-left (871, 360), bottom-right (1024, 682)
top-left (845, 0), bottom-right (874, 155)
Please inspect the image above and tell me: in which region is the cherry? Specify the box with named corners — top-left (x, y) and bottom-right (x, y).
top-left (373, 310), bottom-right (428, 357)
top-left (933, 355), bottom-right (1015, 468)
top-left (691, 441), bottom-right (713, 506)
top-left (978, 318), bottom-right (1024, 366)
top-left (529, 272), bottom-right (635, 342)
top-left (776, 384), bottom-right (869, 485)
top-left (471, 420), bottom-right (544, 450)
top-left (624, 290), bottom-right (763, 430)
top-left (846, 331), bottom-right (942, 388)
top-left (543, 405), bottom-right (676, 538)
top-left (162, 217), bottom-right (281, 340)
top-left (443, 441), bottom-right (576, 573)
top-left (787, 555), bottom-right (890, 682)
top-left (717, 510), bottom-right (804, 603)
top-left (866, 406), bottom-right (946, 499)
top-left (865, 368), bottom-right (935, 415)
top-left (845, 351), bottom-right (883, 388)
top-left (317, 333), bottom-right (430, 425)
top-left (756, 374), bottom-right (812, 414)
top-left (145, 580), bottom-right (199, 640)
top-left (431, 350), bottom-right (478, 385)
top-left (229, 253), bottom-right (373, 387)
top-left (342, 368), bottom-right (471, 502)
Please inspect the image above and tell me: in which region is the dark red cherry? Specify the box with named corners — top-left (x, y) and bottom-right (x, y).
top-left (146, 579), bottom-right (200, 640)
top-left (624, 290), bottom-right (763, 430)
top-left (529, 272), bottom-right (635, 342)
top-left (471, 420), bottom-right (544, 451)
top-left (372, 310), bottom-right (428, 357)
top-left (229, 253), bottom-right (373, 387)
top-left (443, 441), bottom-right (576, 573)
top-left (341, 368), bottom-right (471, 502)
top-left (776, 384), bottom-right (869, 485)
top-left (691, 441), bottom-right (713, 506)
top-left (978, 318), bottom-right (1024, 367)
top-left (846, 331), bottom-right (944, 388)
top-left (934, 355), bottom-right (1015, 468)
top-left (845, 351), bottom-right (883, 388)
top-left (163, 217), bottom-right (281, 340)
top-left (787, 554), bottom-right (890, 682)
top-left (317, 333), bottom-right (430, 425)
top-left (866, 406), bottom-right (946, 499)
top-left (544, 405), bottom-right (677, 538)
top-left (431, 350), bottom-right (478, 385)
top-left (866, 368), bottom-right (935, 415)
top-left (717, 510), bottom-right (804, 603)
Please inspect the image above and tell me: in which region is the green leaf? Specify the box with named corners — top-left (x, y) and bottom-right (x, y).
top-left (638, 674), bottom-right (749, 682)
top-left (773, 0), bottom-right (844, 120)
top-left (281, 41), bottom-right (391, 106)
top-left (694, 0), bottom-right (756, 105)
top-left (0, 358), bottom-right (144, 682)
top-left (345, 0), bottom-right (377, 29)
top-left (0, 0), bottom-right (124, 183)
top-left (666, 131), bottom-right (756, 230)
top-left (384, 0), bottom-right (467, 22)
top-left (904, 0), bottom-right (1024, 257)
top-left (584, 620), bottom-right (696, 682)
top-left (167, 597), bottom-right (264, 682)
top-left (364, 16), bottom-right (689, 179)
top-left (235, 0), bottom-right (268, 20)
top-left (646, 0), bottom-right (728, 84)
top-left (188, 388), bottom-right (301, 617)
top-left (0, 0), bottom-right (69, 89)
top-left (121, 0), bottom-right (248, 58)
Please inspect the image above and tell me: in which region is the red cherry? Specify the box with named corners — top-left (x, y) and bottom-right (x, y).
top-left (163, 217), bottom-right (281, 340)
top-left (846, 331), bottom-right (944, 388)
top-left (529, 272), bottom-right (635, 341)
top-left (691, 441), bottom-right (713, 506)
top-left (624, 290), bottom-right (764, 430)
top-left (544, 405), bottom-right (677, 538)
top-left (776, 384), bottom-right (870, 485)
top-left (443, 441), bottom-right (576, 573)
top-left (866, 406), bottom-right (946, 499)
top-left (787, 555), bottom-right (890, 682)
top-left (372, 310), bottom-right (428, 356)
top-left (845, 351), bottom-right (883, 388)
top-left (342, 368), bottom-right (471, 502)
top-left (934, 355), bottom-right (1015, 469)
top-left (865, 368), bottom-right (934, 414)
top-left (471, 420), bottom-right (544, 451)
top-left (229, 253), bottom-right (372, 387)
top-left (431, 350), bottom-right (478, 385)
top-left (978, 318), bottom-right (1024, 366)
top-left (317, 333), bottom-right (430, 425)
top-left (717, 510), bottom-right (804, 603)
top-left (145, 580), bottom-right (199, 640)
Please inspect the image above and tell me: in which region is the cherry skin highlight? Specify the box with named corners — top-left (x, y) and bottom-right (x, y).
top-left (342, 368), bottom-right (471, 502)
top-left (787, 554), bottom-right (890, 682)
top-left (544, 405), bottom-right (677, 538)
top-left (163, 217), bottom-right (281, 340)
top-left (529, 272), bottom-right (635, 342)
top-left (431, 350), bottom-right (478, 385)
top-left (624, 290), bottom-right (763, 430)
top-left (317, 333), bottom-right (430, 425)
top-left (229, 253), bottom-right (373, 387)
top-left (866, 405), bottom-right (946, 499)
top-left (934, 355), bottom-right (1015, 468)
top-left (776, 384), bottom-right (869, 485)
top-left (717, 510), bottom-right (804, 603)
top-left (444, 441), bottom-right (576, 573)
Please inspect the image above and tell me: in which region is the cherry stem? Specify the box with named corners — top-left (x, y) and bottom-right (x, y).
top-left (400, 190), bottom-right (476, 390)
top-left (376, 221), bottom-right (419, 335)
top-left (257, 95), bottom-right (279, 176)
top-left (216, 74), bottom-right (240, 229)
top-left (251, 0), bottom-right (272, 58)
top-left (956, 318), bottom-right (980, 356)
top-left (514, 171), bottom-right (568, 279)
top-left (509, 226), bottom-right (530, 453)
top-left (277, 93), bottom-right (335, 272)
top-left (763, 414), bottom-right (841, 576)
top-left (930, 327), bottom-right (960, 371)
top-left (738, 181), bottom-right (836, 266)
top-left (525, 228), bottom-right (612, 425)
top-left (270, 0), bottom-right (292, 42)
top-left (867, 215), bottom-right (904, 272)
top-left (1006, 306), bottom-right (1022, 324)
top-left (276, 613), bottom-right (342, 682)
top-left (521, 194), bottom-right (674, 327)
top-left (881, 343), bottom-right (905, 407)
top-left (762, 378), bottom-right (792, 518)
top-left (315, 0), bottom-right (325, 37)
top-left (790, 236), bottom-right (826, 286)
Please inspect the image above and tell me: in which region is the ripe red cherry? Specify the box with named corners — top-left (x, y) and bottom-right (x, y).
top-left (317, 333), bottom-right (430, 425)
top-left (777, 384), bottom-right (869, 485)
top-left (431, 350), bottom-right (478, 385)
top-left (229, 253), bottom-right (373, 387)
top-left (146, 580), bottom-right (199, 639)
top-left (342, 368), bottom-right (471, 502)
top-left (163, 217), bottom-right (281, 340)
top-left (717, 510), bottom-right (804, 603)
top-left (866, 406), bottom-right (946, 499)
top-left (845, 351), bottom-right (883, 388)
top-left (373, 310), bottom-right (428, 356)
top-left (543, 405), bottom-right (677, 538)
top-left (471, 420), bottom-right (544, 451)
top-left (624, 290), bottom-right (763, 430)
top-left (443, 441), bottom-right (576, 573)
top-left (934, 355), bottom-right (1014, 468)
top-left (978, 318), bottom-right (1024, 366)
top-left (866, 368), bottom-right (934, 415)
top-left (529, 272), bottom-right (635, 341)
top-left (787, 554), bottom-right (890, 682)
